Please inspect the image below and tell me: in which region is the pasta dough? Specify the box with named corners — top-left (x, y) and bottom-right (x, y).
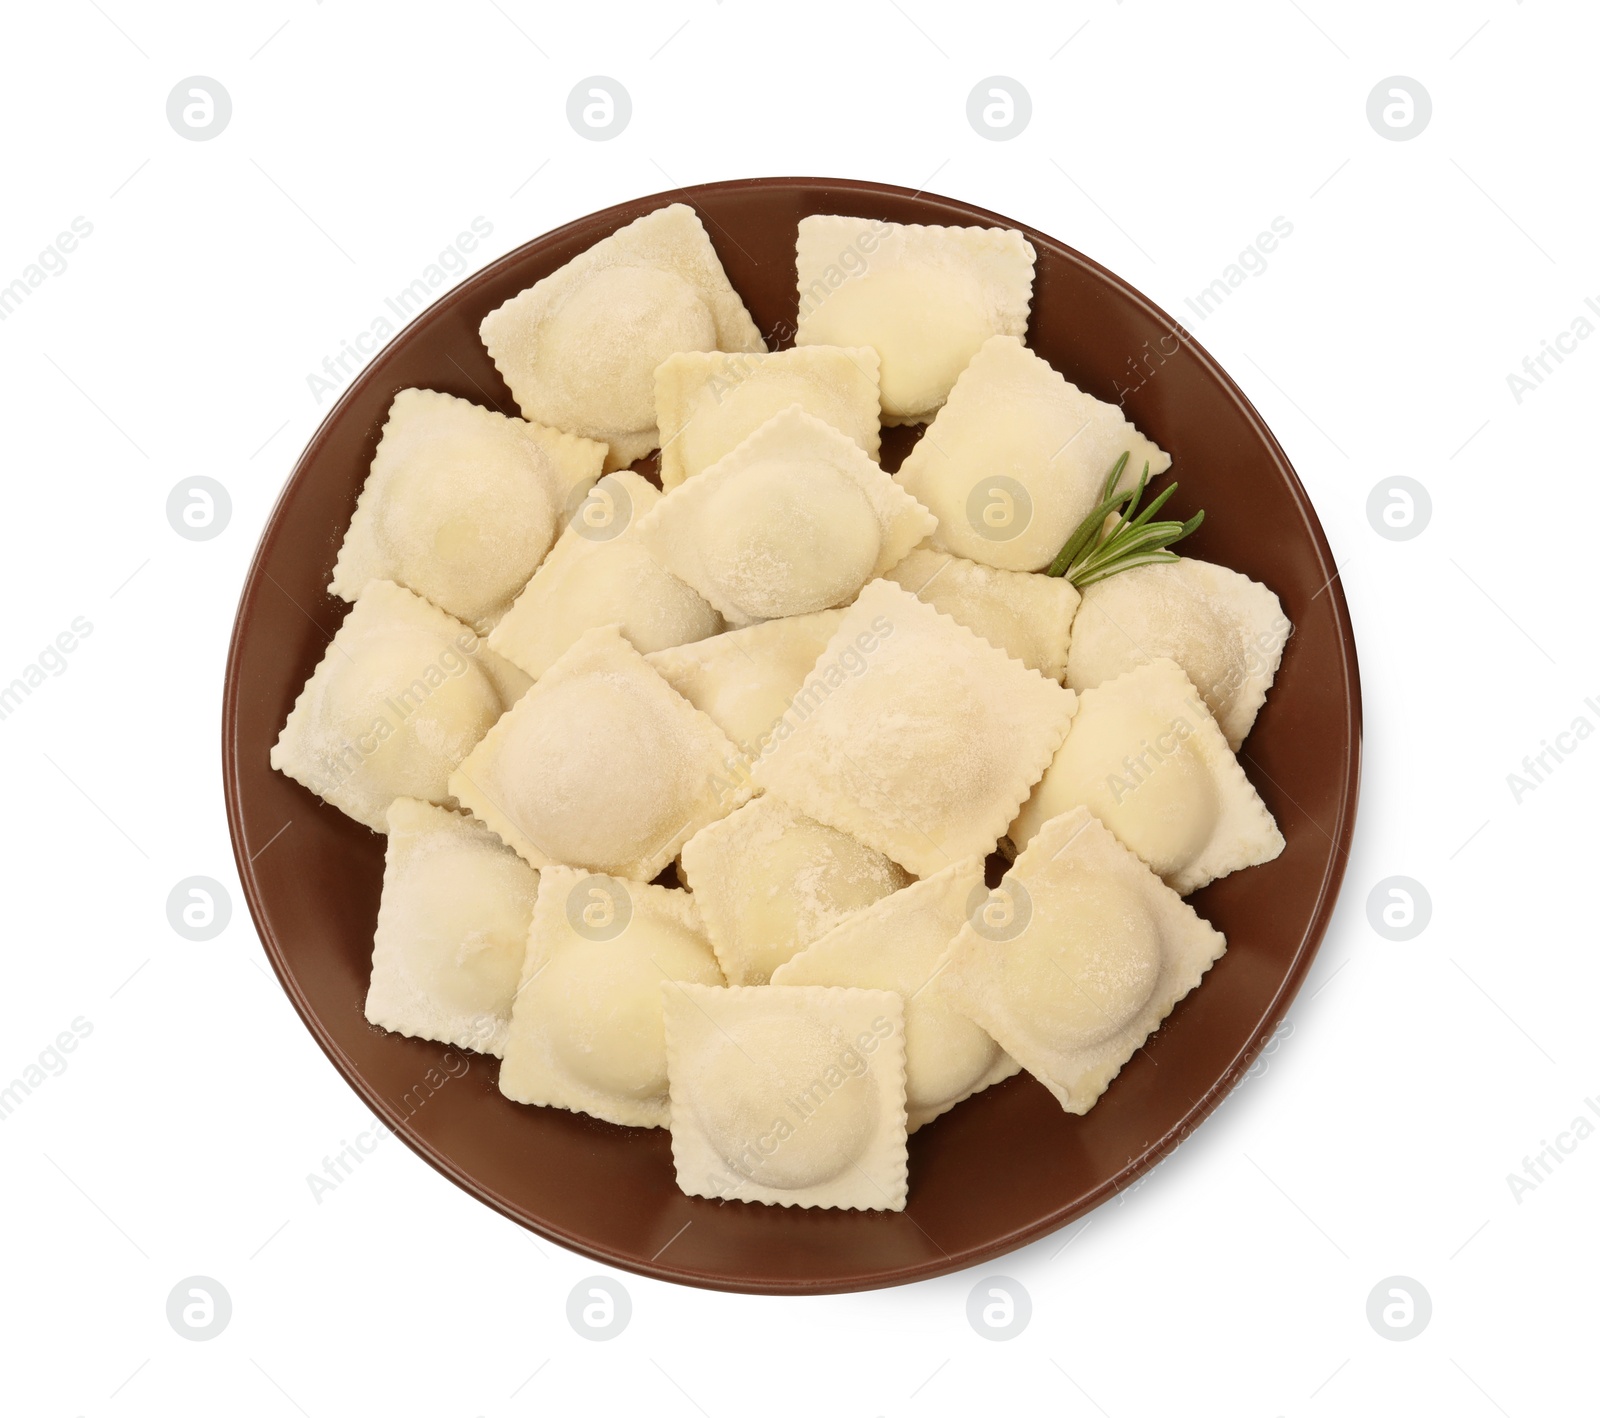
top-left (1010, 658), bottom-right (1284, 894)
top-left (751, 578), bottom-right (1076, 877)
top-left (943, 805), bottom-right (1227, 1114)
top-left (270, 579), bottom-right (531, 832)
top-left (364, 798), bottom-right (539, 1057)
top-left (885, 545), bottom-right (1080, 683)
top-left (897, 335), bottom-right (1171, 572)
top-left (480, 204), bottom-right (765, 468)
top-left (486, 470), bottom-right (723, 679)
top-left (772, 858), bottom-right (1018, 1130)
top-left (329, 388), bottom-right (606, 631)
top-left (663, 983), bottom-right (909, 1209)
top-left (645, 609), bottom-right (844, 757)
top-left (498, 865), bottom-right (723, 1127)
top-left (795, 215), bottom-right (1035, 423)
top-left (449, 624), bottom-right (749, 880)
top-left (655, 345), bottom-right (882, 491)
top-left (679, 795), bottom-right (910, 986)
top-left (1066, 557), bottom-right (1290, 750)
top-left (634, 406), bottom-right (936, 625)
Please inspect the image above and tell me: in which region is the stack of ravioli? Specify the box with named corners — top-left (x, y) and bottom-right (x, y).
top-left (272, 203), bottom-right (1292, 1213)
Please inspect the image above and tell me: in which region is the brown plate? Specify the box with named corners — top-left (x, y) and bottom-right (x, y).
top-left (222, 177), bottom-right (1360, 1295)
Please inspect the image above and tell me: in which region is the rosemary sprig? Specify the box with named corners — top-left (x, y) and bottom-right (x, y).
top-left (1045, 452), bottom-right (1204, 587)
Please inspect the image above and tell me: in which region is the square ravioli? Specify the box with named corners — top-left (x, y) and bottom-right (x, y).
top-left (480, 203), bottom-right (765, 469)
top-left (885, 545), bottom-right (1080, 683)
top-left (486, 470), bottom-right (723, 679)
top-left (897, 335), bottom-right (1172, 572)
top-left (943, 805), bottom-right (1227, 1115)
top-left (1065, 557), bottom-right (1291, 750)
top-left (498, 865), bottom-right (723, 1127)
top-left (449, 624), bottom-right (749, 880)
top-left (634, 406), bottom-right (936, 625)
top-left (364, 798), bottom-right (539, 1057)
top-left (646, 609), bottom-right (844, 758)
top-left (329, 388), bottom-right (606, 631)
top-left (1010, 657), bottom-right (1284, 895)
top-left (270, 579), bottom-right (531, 833)
top-left (663, 983), bottom-right (909, 1210)
top-left (679, 795), bottom-right (910, 986)
top-left (795, 215), bottom-right (1035, 423)
top-left (655, 345), bottom-right (881, 491)
top-left (772, 858), bottom-right (1018, 1131)
top-left (751, 579), bottom-right (1076, 877)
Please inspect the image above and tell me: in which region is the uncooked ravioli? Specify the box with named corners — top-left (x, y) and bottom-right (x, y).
top-left (634, 405), bottom-right (935, 625)
top-left (662, 983), bottom-right (910, 1210)
top-left (480, 203), bottom-right (765, 468)
top-left (794, 215), bottom-right (1035, 423)
top-left (679, 795), bottom-right (910, 986)
top-left (329, 388), bottom-right (605, 630)
top-left (487, 470), bottom-right (723, 679)
top-left (498, 865), bottom-right (724, 1127)
top-left (449, 624), bottom-right (749, 881)
top-left (1065, 557), bottom-right (1290, 749)
top-left (1010, 657), bottom-right (1283, 895)
top-left (885, 545), bottom-right (1080, 682)
top-left (896, 335), bottom-right (1171, 573)
top-left (654, 344), bottom-right (882, 490)
top-left (270, 579), bottom-right (529, 833)
top-left (750, 578), bottom-right (1077, 877)
top-left (772, 858), bottom-right (1019, 1130)
top-left (645, 608), bottom-right (845, 755)
top-left (364, 798), bottom-right (540, 1057)
top-left (941, 806), bottom-right (1228, 1115)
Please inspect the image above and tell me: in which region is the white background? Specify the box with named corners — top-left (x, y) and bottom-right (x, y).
top-left (1, 1), bottom-right (1594, 1413)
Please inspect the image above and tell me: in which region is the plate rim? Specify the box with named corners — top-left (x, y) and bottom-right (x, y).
top-left (221, 174), bottom-right (1362, 1294)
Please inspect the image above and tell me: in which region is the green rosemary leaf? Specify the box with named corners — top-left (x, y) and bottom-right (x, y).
top-left (1044, 484), bottom-right (1134, 577)
top-left (1125, 479), bottom-right (1178, 529)
top-left (1098, 451), bottom-right (1130, 503)
top-left (1072, 549), bottom-right (1183, 588)
top-left (1045, 454), bottom-right (1205, 588)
